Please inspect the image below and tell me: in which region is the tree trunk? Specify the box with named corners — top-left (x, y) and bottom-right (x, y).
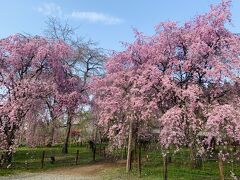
top-left (47, 123), bottom-right (55, 147)
top-left (218, 154), bottom-right (224, 180)
top-left (3, 151), bottom-right (13, 168)
top-left (134, 138), bottom-right (137, 162)
top-left (49, 125), bottom-right (55, 146)
top-left (163, 154), bottom-right (168, 180)
top-left (46, 101), bottom-right (56, 147)
top-left (137, 142), bottom-right (142, 178)
top-left (126, 119), bottom-right (133, 173)
top-left (62, 114), bottom-right (72, 154)
top-left (189, 144), bottom-right (197, 168)
top-left (3, 124), bottom-right (17, 167)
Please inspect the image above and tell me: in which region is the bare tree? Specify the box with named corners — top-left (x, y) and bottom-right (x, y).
top-left (44, 17), bottom-right (105, 81)
top-left (44, 17), bottom-right (106, 153)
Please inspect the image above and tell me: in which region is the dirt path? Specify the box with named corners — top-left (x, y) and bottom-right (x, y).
top-left (0, 161), bottom-right (125, 180)
top-left (50, 161), bottom-right (123, 176)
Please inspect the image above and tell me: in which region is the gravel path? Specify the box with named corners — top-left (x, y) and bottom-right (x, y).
top-left (0, 161), bottom-right (125, 180)
top-left (0, 173), bottom-right (100, 180)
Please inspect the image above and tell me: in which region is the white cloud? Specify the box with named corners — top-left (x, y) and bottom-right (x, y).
top-left (37, 3), bottom-right (62, 17)
top-left (36, 3), bottom-right (124, 25)
top-left (69, 11), bottom-right (123, 25)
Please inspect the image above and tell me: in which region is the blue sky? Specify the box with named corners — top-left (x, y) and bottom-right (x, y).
top-left (0, 0), bottom-right (239, 51)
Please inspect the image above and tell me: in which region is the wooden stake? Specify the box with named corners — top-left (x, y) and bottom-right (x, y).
top-left (75, 150), bottom-right (79, 165)
top-left (41, 151), bottom-right (45, 168)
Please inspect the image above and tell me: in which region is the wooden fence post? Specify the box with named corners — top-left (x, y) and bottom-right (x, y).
top-left (75, 150), bottom-right (79, 165)
top-left (99, 144), bottom-right (102, 155)
top-left (103, 146), bottom-right (106, 158)
top-left (129, 150), bottom-right (134, 171)
top-left (93, 147), bottom-right (96, 161)
top-left (41, 151), bottom-right (45, 168)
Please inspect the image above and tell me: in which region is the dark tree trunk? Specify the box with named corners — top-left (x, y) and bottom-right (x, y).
top-left (2, 123), bottom-right (17, 167)
top-left (3, 151), bottom-right (13, 167)
top-left (88, 140), bottom-right (96, 161)
top-left (62, 114), bottom-right (72, 154)
top-left (130, 150), bottom-right (134, 171)
top-left (137, 141), bottom-right (142, 178)
top-left (126, 119), bottom-right (133, 173)
top-left (93, 147), bottom-right (96, 161)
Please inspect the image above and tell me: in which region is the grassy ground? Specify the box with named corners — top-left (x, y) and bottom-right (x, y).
top-left (0, 144), bottom-right (101, 176)
top-left (102, 147), bottom-right (240, 180)
top-left (1, 144), bottom-right (240, 179)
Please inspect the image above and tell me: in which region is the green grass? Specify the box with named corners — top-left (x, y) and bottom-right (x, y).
top-left (1, 144), bottom-right (240, 179)
top-left (0, 144), bottom-right (101, 176)
top-left (102, 147), bottom-right (240, 180)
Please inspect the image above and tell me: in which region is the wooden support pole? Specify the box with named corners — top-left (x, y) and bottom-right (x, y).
top-left (41, 151), bottom-right (45, 168)
top-left (93, 147), bottom-right (96, 161)
top-left (75, 150), bottom-right (79, 165)
top-left (103, 146), bottom-right (106, 158)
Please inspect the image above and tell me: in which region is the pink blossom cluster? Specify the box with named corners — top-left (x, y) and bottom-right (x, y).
top-left (92, 0), bottom-right (240, 159)
top-left (0, 34), bottom-right (85, 151)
